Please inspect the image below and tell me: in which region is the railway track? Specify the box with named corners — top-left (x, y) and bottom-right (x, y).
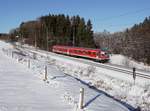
top-left (97, 63), bottom-right (150, 79)
top-left (15, 44), bottom-right (150, 80)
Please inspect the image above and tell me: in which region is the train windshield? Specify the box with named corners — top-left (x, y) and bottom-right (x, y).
top-left (101, 48), bottom-right (109, 57)
top-left (101, 51), bottom-right (109, 57)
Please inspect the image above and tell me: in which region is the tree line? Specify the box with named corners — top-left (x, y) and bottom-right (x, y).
top-left (0, 33), bottom-right (9, 41)
top-left (94, 16), bottom-right (150, 65)
top-left (10, 14), bottom-right (95, 50)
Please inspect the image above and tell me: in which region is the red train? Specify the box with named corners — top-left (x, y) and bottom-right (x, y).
top-left (52, 45), bottom-right (109, 62)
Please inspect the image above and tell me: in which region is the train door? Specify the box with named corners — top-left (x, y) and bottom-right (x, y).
top-left (67, 48), bottom-right (69, 55)
top-left (96, 51), bottom-right (99, 59)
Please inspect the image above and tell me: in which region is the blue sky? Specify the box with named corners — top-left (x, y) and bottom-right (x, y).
top-left (0, 0), bottom-right (150, 33)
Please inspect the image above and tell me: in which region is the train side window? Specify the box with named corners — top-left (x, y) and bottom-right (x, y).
top-left (83, 51), bottom-right (86, 54)
top-left (88, 51), bottom-right (91, 55)
top-left (85, 51), bottom-right (88, 55)
top-left (79, 50), bottom-right (82, 54)
top-left (93, 52), bottom-right (96, 55)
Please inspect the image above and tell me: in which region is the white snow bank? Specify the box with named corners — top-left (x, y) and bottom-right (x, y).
top-left (109, 54), bottom-right (150, 71)
top-left (2, 41), bottom-right (150, 111)
top-left (49, 58), bottom-right (150, 111)
top-left (0, 41), bottom-right (132, 111)
top-left (0, 41), bottom-right (73, 111)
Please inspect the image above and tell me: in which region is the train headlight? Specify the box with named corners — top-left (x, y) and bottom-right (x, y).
top-left (101, 51), bottom-right (105, 55)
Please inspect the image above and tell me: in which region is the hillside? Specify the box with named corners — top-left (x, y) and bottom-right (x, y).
top-left (0, 41), bottom-right (134, 111)
top-left (94, 16), bottom-right (150, 65)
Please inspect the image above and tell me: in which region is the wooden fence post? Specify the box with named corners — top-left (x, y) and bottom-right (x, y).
top-left (43, 66), bottom-right (47, 81)
top-left (28, 59), bottom-right (30, 68)
top-left (79, 88), bottom-right (84, 109)
top-left (133, 67), bottom-right (136, 84)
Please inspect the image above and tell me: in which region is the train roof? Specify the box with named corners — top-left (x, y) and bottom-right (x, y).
top-left (53, 45), bottom-right (102, 52)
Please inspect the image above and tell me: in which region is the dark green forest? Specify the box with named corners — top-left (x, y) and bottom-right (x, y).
top-left (94, 16), bottom-right (150, 65)
top-left (3, 14), bottom-right (150, 65)
top-left (9, 14), bottom-right (95, 50)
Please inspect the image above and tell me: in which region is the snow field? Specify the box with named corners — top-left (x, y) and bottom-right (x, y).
top-left (0, 41), bottom-right (132, 111)
top-left (13, 43), bottom-right (150, 110)
top-left (43, 53), bottom-right (150, 111)
top-left (6, 54), bottom-right (128, 111)
top-left (0, 42), bottom-right (74, 111)
top-left (110, 54), bottom-right (150, 72)
top-left (3, 41), bottom-right (150, 111)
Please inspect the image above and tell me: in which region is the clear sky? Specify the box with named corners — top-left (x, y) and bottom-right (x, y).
top-left (0, 0), bottom-right (150, 33)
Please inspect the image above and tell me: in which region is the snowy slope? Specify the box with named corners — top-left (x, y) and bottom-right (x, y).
top-left (0, 42), bottom-right (72, 111)
top-left (9, 42), bottom-right (150, 111)
top-left (14, 42), bottom-right (150, 110)
top-left (0, 41), bottom-right (132, 111)
top-left (109, 54), bottom-right (150, 71)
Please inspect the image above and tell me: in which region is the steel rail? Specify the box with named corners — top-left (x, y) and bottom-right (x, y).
top-left (15, 44), bottom-right (150, 80)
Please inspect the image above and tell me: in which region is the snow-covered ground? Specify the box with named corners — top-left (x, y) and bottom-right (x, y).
top-left (0, 42), bottom-right (73, 111)
top-left (0, 41), bottom-right (133, 111)
top-left (9, 41), bottom-right (150, 111)
top-left (44, 54), bottom-right (150, 111)
top-left (110, 54), bottom-right (150, 72)
top-left (18, 44), bottom-right (150, 111)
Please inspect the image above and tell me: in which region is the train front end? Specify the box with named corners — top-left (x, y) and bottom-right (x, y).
top-left (98, 50), bottom-right (110, 62)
